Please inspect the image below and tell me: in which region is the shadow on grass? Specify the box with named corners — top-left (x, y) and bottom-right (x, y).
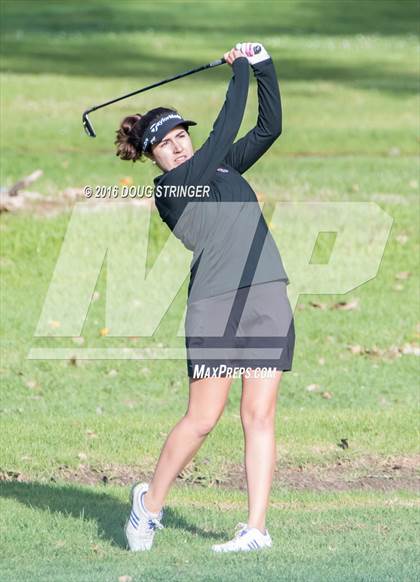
top-left (0, 1), bottom-right (418, 95)
top-left (1, 38), bottom-right (417, 97)
top-left (0, 480), bottom-right (224, 548)
top-left (1, 0), bottom-right (418, 37)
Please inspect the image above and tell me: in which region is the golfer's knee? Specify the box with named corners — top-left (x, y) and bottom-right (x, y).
top-left (184, 413), bottom-right (219, 437)
top-left (241, 409), bottom-right (275, 431)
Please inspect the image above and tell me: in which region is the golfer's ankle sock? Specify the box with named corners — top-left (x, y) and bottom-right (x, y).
top-left (249, 525), bottom-right (267, 535)
top-left (141, 491), bottom-right (160, 518)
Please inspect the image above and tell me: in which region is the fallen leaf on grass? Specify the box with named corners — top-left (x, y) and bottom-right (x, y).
top-left (401, 343), bottom-right (420, 356)
top-left (86, 429), bottom-right (97, 439)
top-left (107, 369), bottom-right (118, 377)
top-left (306, 383), bottom-right (320, 392)
top-left (0, 470), bottom-right (24, 482)
top-left (363, 346), bottom-right (382, 357)
top-left (309, 302), bottom-right (327, 310)
top-left (395, 234), bottom-right (408, 245)
top-left (348, 343), bottom-right (418, 359)
top-left (118, 576), bottom-right (133, 582)
top-left (338, 438), bottom-right (349, 449)
top-left (332, 299), bottom-right (359, 311)
top-left (395, 271), bottom-right (411, 280)
top-left (78, 452), bottom-right (88, 461)
top-left (99, 327), bottom-right (109, 337)
top-left (385, 346), bottom-right (402, 359)
top-left (318, 357), bottom-right (325, 365)
top-left (25, 379), bottom-right (38, 390)
top-left (321, 391), bottom-right (333, 399)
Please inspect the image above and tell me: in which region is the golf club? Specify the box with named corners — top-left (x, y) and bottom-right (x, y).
top-left (82, 57), bottom-right (227, 138)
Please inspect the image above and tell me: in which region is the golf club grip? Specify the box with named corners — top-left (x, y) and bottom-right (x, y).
top-left (209, 57), bottom-right (226, 67)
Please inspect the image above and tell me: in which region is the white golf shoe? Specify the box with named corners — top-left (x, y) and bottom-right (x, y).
top-left (124, 482), bottom-right (164, 551)
top-left (211, 522), bottom-right (272, 553)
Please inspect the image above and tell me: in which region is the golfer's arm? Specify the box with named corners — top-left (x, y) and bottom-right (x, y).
top-left (178, 56), bottom-right (249, 185)
top-left (224, 58), bottom-right (282, 174)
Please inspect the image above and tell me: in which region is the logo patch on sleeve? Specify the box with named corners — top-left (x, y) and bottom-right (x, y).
top-left (216, 167), bottom-right (229, 173)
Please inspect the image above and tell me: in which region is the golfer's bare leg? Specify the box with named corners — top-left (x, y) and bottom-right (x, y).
top-left (240, 369), bottom-right (282, 533)
top-left (143, 375), bottom-right (233, 514)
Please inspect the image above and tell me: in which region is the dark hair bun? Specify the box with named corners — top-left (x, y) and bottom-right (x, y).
top-left (115, 114), bottom-right (142, 162)
top-left (115, 107), bottom-right (183, 164)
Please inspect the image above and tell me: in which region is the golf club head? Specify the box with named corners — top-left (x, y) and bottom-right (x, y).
top-left (82, 112), bottom-right (96, 137)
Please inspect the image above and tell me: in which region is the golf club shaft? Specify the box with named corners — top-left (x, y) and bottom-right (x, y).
top-left (84, 57), bottom-right (226, 116)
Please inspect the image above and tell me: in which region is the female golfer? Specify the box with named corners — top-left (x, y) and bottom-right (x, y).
top-left (115, 43), bottom-right (295, 553)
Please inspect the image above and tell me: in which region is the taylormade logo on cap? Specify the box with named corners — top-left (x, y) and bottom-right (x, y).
top-left (142, 113), bottom-right (184, 152)
top-left (149, 114), bottom-right (182, 134)
top-left (141, 112), bottom-right (195, 153)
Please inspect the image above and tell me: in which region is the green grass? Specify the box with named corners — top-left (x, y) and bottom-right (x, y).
top-left (1, 1), bottom-right (419, 580)
top-left (1, 485), bottom-right (419, 582)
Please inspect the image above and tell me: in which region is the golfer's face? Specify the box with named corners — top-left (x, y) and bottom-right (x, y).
top-left (152, 125), bottom-right (193, 172)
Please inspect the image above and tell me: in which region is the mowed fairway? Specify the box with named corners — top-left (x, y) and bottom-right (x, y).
top-left (0, 2), bottom-right (419, 581)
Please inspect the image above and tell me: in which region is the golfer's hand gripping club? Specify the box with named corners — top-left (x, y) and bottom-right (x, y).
top-left (235, 42), bottom-right (270, 65)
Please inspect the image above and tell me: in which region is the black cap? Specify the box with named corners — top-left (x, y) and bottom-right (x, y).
top-left (142, 113), bottom-right (197, 153)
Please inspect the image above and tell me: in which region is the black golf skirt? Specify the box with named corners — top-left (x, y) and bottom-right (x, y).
top-left (185, 279), bottom-right (295, 380)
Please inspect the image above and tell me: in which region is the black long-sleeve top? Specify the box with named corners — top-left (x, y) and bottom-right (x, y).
top-left (153, 56), bottom-right (289, 303)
